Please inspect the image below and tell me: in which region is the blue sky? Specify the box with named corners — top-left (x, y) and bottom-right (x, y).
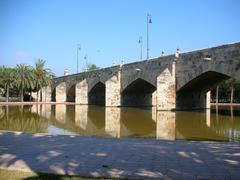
top-left (0, 0), bottom-right (240, 76)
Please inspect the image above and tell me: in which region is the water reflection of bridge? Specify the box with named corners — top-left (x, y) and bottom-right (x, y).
top-left (29, 104), bottom-right (240, 141)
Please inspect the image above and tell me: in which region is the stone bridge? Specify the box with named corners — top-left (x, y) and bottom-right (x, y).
top-left (38, 42), bottom-right (240, 110)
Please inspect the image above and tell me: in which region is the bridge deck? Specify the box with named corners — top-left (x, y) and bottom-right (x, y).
top-left (0, 131), bottom-right (239, 179)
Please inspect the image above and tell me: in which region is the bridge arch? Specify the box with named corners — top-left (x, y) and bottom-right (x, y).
top-left (176, 43), bottom-right (240, 92)
top-left (176, 71), bottom-right (230, 109)
top-left (121, 78), bottom-right (156, 107)
top-left (51, 88), bottom-right (56, 102)
top-left (177, 71), bottom-right (230, 93)
top-left (88, 81), bottom-right (106, 105)
top-left (67, 84), bottom-right (76, 102)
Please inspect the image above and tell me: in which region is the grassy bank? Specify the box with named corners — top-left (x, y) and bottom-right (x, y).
top-left (0, 169), bottom-right (111, 180)
top-left (0, 97), bottom-right (20, 102)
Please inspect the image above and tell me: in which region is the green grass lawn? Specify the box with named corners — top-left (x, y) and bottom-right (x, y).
top-left (0, 97), bottom-right (21, 102)
top-left (0, 169), bottom-right (112, 180)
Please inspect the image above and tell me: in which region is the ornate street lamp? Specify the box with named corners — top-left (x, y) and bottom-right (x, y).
top-left (138, 36), bottom-right (143, 60)
top-left (147, 13), bottom-right (152, 60)
top-left (84, 54), bottom-right (88, 71)
top-left (77, 44), bottom-right (81, 73)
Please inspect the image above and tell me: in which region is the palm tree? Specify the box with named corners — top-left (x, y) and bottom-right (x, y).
top-left (225, 78), bottom-right (237, 103)
top-left (33, 59), bottom-right (53, 101)
top-left (0, 66), bottom-right (15, 102)
top-left (14, 64), bottom-right (35, 102)
top-left (34, 59), bottom-right (45, 101)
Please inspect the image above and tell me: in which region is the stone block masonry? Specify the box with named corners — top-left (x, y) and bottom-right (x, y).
top-left (106, 72), bottom-right (121, 107)
top-left (55, 82), bottom-right (66, 102)
top-left (75, 80), bottom-right (88, 104)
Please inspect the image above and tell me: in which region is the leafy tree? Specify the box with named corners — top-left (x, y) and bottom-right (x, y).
top-left (213, 78), bottom-right (240, 103)
top-left (86, 63), bottom-right (99, 71)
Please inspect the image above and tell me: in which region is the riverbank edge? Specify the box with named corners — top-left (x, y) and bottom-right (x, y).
top-left (211, 103), bottom-right (240, 106)
top-left (0, 102), bottom-right (76, 106)
top-left (1, 101), bottom-right (240, 106)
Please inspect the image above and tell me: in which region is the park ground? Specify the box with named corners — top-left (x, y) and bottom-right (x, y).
top-left (0, 131), bottom-right (239, 180)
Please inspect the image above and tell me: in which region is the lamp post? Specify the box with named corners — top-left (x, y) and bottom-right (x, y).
top-left (77, 44), bottom-right (81, 73)
top-left (84, 54), bottom-right (88, 71)
top-left (147, 13), bottom-right (152, 60)
top-left (138, 36), bottom-right (143, 60)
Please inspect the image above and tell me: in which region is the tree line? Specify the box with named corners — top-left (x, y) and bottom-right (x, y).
top-left (0, 59), bottom-right (54, 102)
top-left (211, 78), bottom-right (240, 103)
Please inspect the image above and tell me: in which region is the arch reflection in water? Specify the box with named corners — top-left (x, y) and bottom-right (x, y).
top-left (86, 106), bottom-right (105, 136)
top-left (75, 105), bottom-right (105, 136)
top-left (175, 109), bottom-right (240, 141)
top-left (210, 106), bottom-right (240, 141)
top-left (1, 104), bottom-right (240, 141)
top-left (120, 108), bottom-right (156, 138)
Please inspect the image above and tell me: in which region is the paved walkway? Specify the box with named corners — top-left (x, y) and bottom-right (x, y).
top-left (0, 131), bottom-right (239, 179)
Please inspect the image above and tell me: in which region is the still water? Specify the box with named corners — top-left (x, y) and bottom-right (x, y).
top-left (0, 105), bottom-right (239, 142)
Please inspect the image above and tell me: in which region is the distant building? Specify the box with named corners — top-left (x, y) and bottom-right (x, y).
top-left (64, 69), bottom-right (69, 76)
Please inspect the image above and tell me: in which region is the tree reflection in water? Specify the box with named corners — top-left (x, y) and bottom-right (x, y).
top-left (0, 105), bottom-right (49, 133)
